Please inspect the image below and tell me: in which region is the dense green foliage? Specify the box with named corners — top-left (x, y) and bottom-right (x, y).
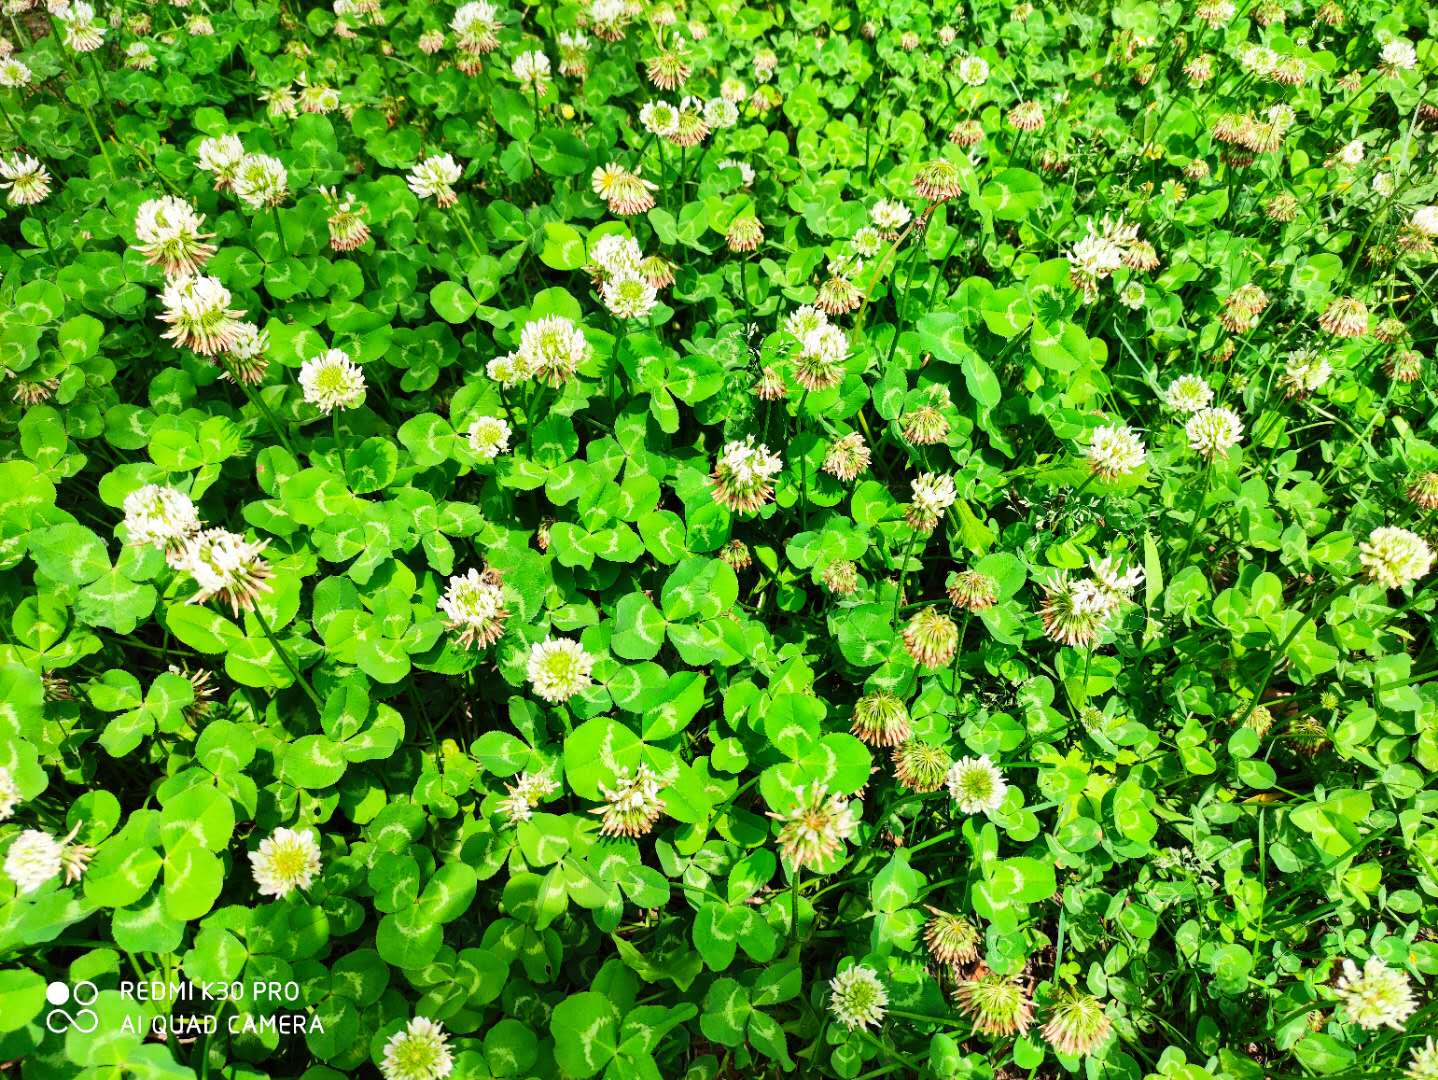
top-left (1, 0), bottom-right (1437, 1077)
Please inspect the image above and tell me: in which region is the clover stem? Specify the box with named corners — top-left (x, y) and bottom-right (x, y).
top-left (1075, 646), bottom-right (1093, 711)
top-left (1053, 901), bottom-right (1067, 979)
top-left (0, 96), bottom-right (21, 141)
top-left (923, 223), bottom-right (962, 310)
top-left (50, 28), bottom-right (115, 175)
top-left (87, 51), bottom-right (115, 124)
top-left (1177, 462), bottom-right (1211, 568)
top-left (1070, 470), bottom-right (1098, 502)
top-left (892, 530), bottom-right (919, 627)
top-left (454, 197), bottom-right (484, 259)
top-left (881, 214), bottom-right (931, 371)
top-left (79, 100), bottom-right (116, 175)
top-left (609, 321), bottom-right (627, 404)
top-left (226, 360), bottom-right (296, 457)
top-left (790, 868), bottom-right (802, 949)
top-left (38, 212), bottom-right (56, 255)
top-left (271, 204), bottom-right (288, 257)
top-left (252, 606), bottom-right (321, 708)
top-left (951, 611), bottom-right (970, 697)
top-left (332, 410), bottom-right (346, 476)
top-left (796, 390), bottom-right (809, 529)
top-left (1231, 582), bottom-right (1335, 734)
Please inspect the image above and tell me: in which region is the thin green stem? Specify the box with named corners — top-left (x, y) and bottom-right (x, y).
top-left (892, 531), bottom-right (920, 627)
top-left (271, 204), bottom-right (289, 257)
top-left (1177, 463), bottom-right (1212, 567)
top-left (796, 390), bottom-right (810, 529)
top-left (225, 362), bottom-right (296, 456)
top-left (454, 197), bottom-right (484, 259)
top-left (332, 409), bottom-right (346, 476)
top-left (790, 869), bottom-right (802, 950)
top-left (252, 607), bottom-right (321, 708)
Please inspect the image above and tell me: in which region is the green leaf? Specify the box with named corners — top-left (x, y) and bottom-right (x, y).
top-left (551, 992), bottom-right (620, 1078)
top-left (540, 222), bottom-right (587, 270)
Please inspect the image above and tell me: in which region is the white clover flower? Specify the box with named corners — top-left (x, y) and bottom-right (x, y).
top-left (703, 96), bottom-right (739, 128)
top-left (907, 472), bottom-right (957, 529)
top-left (439, 566), bottom-right (507, 647)
top-left (1335, 138), bottom-right (1365, 166)
top-left (947, 755), bottom-right (1008, 814)
top-left (497, 771), bottom-right (558, 824)
top-left (527, 637), bottom-right (596, 703)
top-left (0, 154), bottom-right (51, 206)
top-left (380, 1016), bottom-right (454, 1080)
top-left (956, 54), bottom-right (989, 85)
top-left (0, 766), bottom-right (20, 821)
top-left (0, 56), bottom-right (33, 87)
top-left (1185, 406), bottom-right (1243, 458)
top-left (124, 41), bottom-right (156, 70)
top-left (196, 134), bottom-right (245, 188)
top-left (408, 154), bottom-right (462, 207)
top-left (451, 0), bottom-right (500, 53)
top-left (224, 322), bottom-right (269, 382)
top-left (1410, 206), bottom-right (1438, 238)
top-left (802, 322), bottom-right (849, 361)
top-left (773, 785), bottom-right (858, 869)
top-left (1335, 957), bottom-right (1418, 1031)
top-left (158, 274), bottom-right (245, 355)
top-left (720, 77), bottom-right (746, 103)
top-left (232, 153), bottom-right (289, 209)
top-left (1280, 349), bottom-right (1332, 397)
top-left (176, 528), bottom-right (273, 615)
top-left (298, 82), bottom-right (341, 114)
top-left (512, 49), bottom-right (550, 90)
top-left (123, 484), bottom-right (201, 550)
top-left (517, 314), bottom-right (591, 386)
top-left (58, 0), bottom-right (105, 50)
top-left (716, 157), bottom-right (755, 185)
top-left (593, 762), bottom-right (666, 836)
top-left (466, 415), bottom-right (512, 461)
top-left (299, 348), bottom-right (366, 412)
top-left (590, 233), bottom-right (645, 278)
top-left (1266, 103), bottom-right (1297, 130)
top-left (870, 198), bottom-right (912, 232)
top-left (1089, 556), bottom-right (1144, 599)
top-left (639, 99), bottom-right (680, 136)
top-left (133, 196), bottom-right (216, 277)
top-left (1359, 526), bottom-right (1433, 589)
top-left (485, 352), bottom-right (528, 387)
top-left (823, 432), bottom-right (871, 482)
top-left (1119, 280), bottom-right (1145, 309)
top-left (783, 304), bottom-right (829, 339)
top-left (1067, 225), bottom-right (1125, 298)
top-left (1086, 424), bottom-right (1146, 479)
top-left (249, 827), bottom-right (321, 898)
top-left (829, 966), bottom-right (889, 1031)
top-left (711, 438), bottom-right (783, 513)
top-left (794, 322), bottom-right (848, 391)
top-left (603, 272), bottom-right (659, 319)
top-left (1381, 38), bottom-right (1417, 71)
top-left (4, 829), bottom-right (64, 894)
top-left (851, 226), bottom-right (883, 258)
top-left (1163, 374), bottom-right (1213, 412)
top-left (1407, 1037), bottom-right (1438, 1080)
